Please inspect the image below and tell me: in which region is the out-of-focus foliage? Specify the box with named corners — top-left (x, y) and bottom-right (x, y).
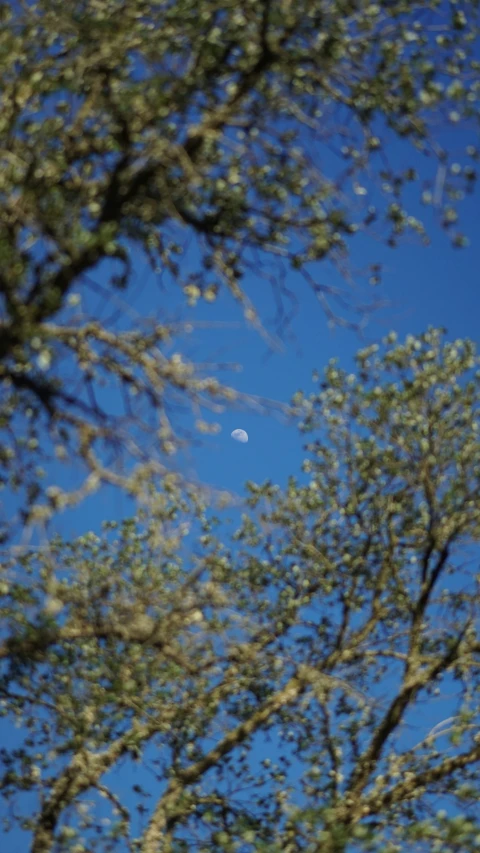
top-left (0, 0), bottom-right (479, 536)
top-left (1, 329), bottom-right (479, 852)
top-left (0, 0), bottom-right (480, 536)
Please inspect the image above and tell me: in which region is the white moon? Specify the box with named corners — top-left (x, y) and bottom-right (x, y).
top-left (231, 428), bottom-right (248, 443)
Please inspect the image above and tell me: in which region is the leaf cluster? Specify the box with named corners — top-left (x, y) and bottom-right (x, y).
top-left (1, 330), bottom-right (479, 852)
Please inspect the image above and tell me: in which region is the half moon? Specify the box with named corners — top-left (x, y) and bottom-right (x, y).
top-left (231, 429), bottom-right (248, 443)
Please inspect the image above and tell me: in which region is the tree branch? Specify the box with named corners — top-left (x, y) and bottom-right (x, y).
top-left (366, 743), bottom-right (480, 813)
top-left (344, 628), bottom-right (467, 802)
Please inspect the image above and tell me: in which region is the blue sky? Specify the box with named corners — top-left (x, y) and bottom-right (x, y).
top-left (2, 26), bottom-right (480, 849)
top-left (2, 158), bottom-right (479, 846)
top-left (49, 134), bottom-right (480, 542)
top-left (0, 136), bottom-right (471, 849)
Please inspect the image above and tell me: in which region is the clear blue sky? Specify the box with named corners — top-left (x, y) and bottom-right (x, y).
top-left (2, 62), bottom-right (480, 853)
top-left (53, 132), bottom-right (480, 540)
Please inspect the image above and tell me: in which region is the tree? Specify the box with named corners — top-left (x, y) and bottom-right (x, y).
top-left (1, 0), bottom-right (479, 540)
top-left (1, 328), bottom-right (479, 852)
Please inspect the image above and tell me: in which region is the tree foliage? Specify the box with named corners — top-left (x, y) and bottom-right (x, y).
top-left (0, 0), bottom-right (479, 538)
top-left (1, 329), bottom-right (480, 852)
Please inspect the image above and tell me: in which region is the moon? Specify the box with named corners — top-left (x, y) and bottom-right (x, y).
top-left (231, 428), bottom-right (248, 444)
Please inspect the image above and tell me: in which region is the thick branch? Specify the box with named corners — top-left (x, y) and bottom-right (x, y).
top-left (31, 726), bottom-right (146, 853)
top-left (366, 743), bottom-right (480, 812)
top-left (140, 673), bottom-right (306, 853)
top-left (344, 631), bottom-right (466, 802)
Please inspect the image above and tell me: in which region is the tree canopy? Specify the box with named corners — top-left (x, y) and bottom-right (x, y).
top-left (0, 0), bottom-right (479, 539)
top-left (1, 4), bottom-right (480, 849)
top-left (1, 328), bottom-right (480, 852)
